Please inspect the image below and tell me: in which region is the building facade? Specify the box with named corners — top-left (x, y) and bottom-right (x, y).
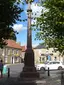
top-left (0, 40), bottom-right (22, 64)
top-left (34, 44), bottom-right (63, 64)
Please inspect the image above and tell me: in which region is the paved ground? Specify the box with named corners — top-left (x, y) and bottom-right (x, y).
top-left (0, 73), bottom-right (62, 85)
top-left (0, 64), bottom-right (64, 85)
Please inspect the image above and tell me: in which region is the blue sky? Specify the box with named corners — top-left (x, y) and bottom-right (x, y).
top-left (13, 0), bottom-right (43, 47)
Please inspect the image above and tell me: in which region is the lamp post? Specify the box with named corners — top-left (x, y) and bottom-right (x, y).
top-left (20, 0), bottom-right (39, 78)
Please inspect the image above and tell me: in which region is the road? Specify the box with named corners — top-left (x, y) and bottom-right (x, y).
top-left (6, 63), bottom-right (24, 77)
top-left (38, 70), bottom-right (62, 85)
top-left (5, 63), bottom-right (63, 79)
top-left (38, 70), bottom-right (62, 78)
top-left (3, 64), bottom-right (64, 85)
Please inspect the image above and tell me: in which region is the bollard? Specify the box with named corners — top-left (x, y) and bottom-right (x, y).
top-left (61, 71), bottom-right (63, 79)
top-left (48, 67), bottom-right (50, 76)
top-left (8, 68), bottom-right (10, 78)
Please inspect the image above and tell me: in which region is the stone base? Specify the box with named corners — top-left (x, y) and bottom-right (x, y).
top-left (20, 72), bottom-right (39, 78)
top-left (20, 48), bottom-right (39, 79)
top-left (20, 66), bottom-right (39, 79)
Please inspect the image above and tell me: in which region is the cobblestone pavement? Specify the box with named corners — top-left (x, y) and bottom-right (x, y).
top-left (0, 76), bottom-right (62, 85)
top-left (46, 77), bottom-right (61, 85)
top-left (1, 63), bottom-right (63, 85)
top-left (0, 70), bottom-right (63, 85)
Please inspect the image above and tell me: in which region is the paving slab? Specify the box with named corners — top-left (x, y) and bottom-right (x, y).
top-left (0, 75), bottom-right (62, 85)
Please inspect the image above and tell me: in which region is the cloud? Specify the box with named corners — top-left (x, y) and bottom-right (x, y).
top-left (31, 19), bottom-right (37, 25)
top-left (24, 3), bottom-right (44, 25)
top-left (31, 3), bottom-right (43, 18)
top-left (32, 43), bottom-right (38, 47)
top-left (31, 3), bottom-right (43, 25)
top-left (25, 3), bottom-right (43, 18)
top-left (13, 24), bottom-right (27, 32)
top-left (31, 3), bottom-right (47, 25)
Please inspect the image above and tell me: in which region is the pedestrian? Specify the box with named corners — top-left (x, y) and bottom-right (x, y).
top-left (0, 59), bottom-right (3, 78)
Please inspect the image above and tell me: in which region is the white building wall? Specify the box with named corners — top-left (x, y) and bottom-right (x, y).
top-left (34, 48), bottom-right (63, 64)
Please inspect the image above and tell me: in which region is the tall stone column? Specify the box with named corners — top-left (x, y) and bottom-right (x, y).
top-left (20, 0), bottom-right (39, 78)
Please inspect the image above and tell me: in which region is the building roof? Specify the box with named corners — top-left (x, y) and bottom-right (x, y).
top-left (21, 46), bottom-right (26, 52)
top-left (6, 39), bottom-right (22, 49)
top-left (34, 44), bottom-right (46, 49)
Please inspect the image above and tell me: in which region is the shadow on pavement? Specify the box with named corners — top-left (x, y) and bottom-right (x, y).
top-left (0, 77), bottom-right (38, 85)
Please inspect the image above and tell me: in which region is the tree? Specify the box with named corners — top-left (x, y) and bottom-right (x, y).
top-left (0, 0), bottom-right (23, 48)
top-left (35, 0), bottom-right (64, 54)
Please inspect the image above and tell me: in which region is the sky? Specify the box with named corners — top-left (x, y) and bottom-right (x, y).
top-left (13, 0), bottom-right (43, 47)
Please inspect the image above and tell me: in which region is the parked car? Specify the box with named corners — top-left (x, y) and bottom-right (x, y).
top-left (35, 61), bottom-right (49, 71)
top-left (45, 61), bottom-right (64, 70)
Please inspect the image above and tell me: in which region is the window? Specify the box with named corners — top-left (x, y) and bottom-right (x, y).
top-left (53, 62), bottom-right (57, 64)
top-left (39, 57), bottom-right (41, 62)
top-left (56, 62), bottom-right (60, 64)
top-left (42, 57), bottom-right (44, 61)
top-left (8, 49), bottom-right (11, 55)
top-left (49, 62), bottom-right (53, 64)
top-left (4, 56), bottom-right (7, 63)
top-left (49, 62), bottom-right (60, 64)
top-left (41, 54), bottom-right (45, 56)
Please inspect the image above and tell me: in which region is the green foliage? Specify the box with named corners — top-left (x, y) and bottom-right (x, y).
top-left (26, 0), bottom-right (34, 3)
top-left (35, 0), bottom-right (64, 54)
top-left (0, 0), bottom-right (23, 48)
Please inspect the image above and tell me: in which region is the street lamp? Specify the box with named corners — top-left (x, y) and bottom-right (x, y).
top-left (20, 0), bottom-right (39, 78)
